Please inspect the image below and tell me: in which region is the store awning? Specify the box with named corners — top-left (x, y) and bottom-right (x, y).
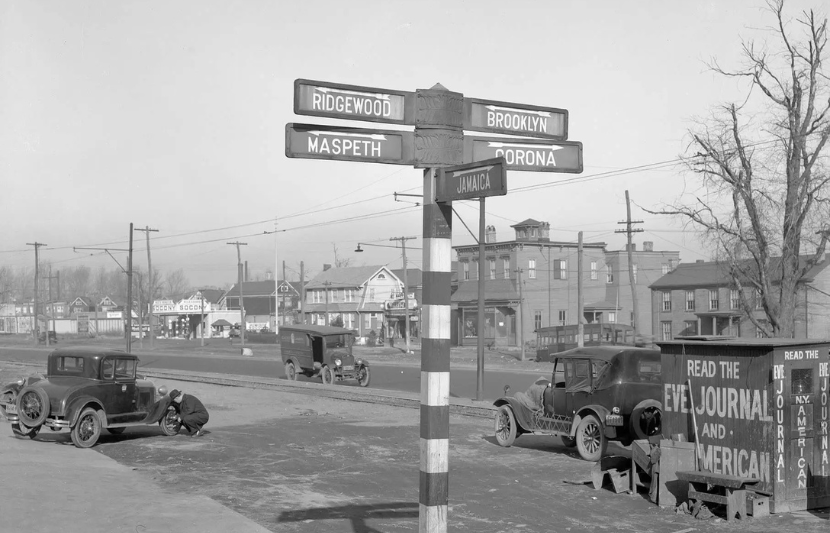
top-left (212, 319), bottom-right (233, 327)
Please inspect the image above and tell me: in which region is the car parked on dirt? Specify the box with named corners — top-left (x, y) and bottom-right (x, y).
top-left (493, 345), bottom-right (663, 461)
top-left (279, 325), bottom-right (370, 387)
top-left (0, 347), bottom-right (180, 448)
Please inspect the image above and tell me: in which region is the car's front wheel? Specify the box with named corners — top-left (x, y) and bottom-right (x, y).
top-left (321, 366), bottom-right (335, 385)
top-left (576, 414), bottom-right (607, 461)
top-left (285, 361), bottom-right (298, 381)
top-left (71, 407), bottom-right (102, 448)
top-left (494, 405), bottom-right (517, 447)
top-left (159, 409), bottom-right (182, 436)
top-left (357, 365), bottom-right (370, 387)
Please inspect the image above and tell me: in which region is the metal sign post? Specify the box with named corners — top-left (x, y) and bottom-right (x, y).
top-left (288, 78), bottom-right (581, 533)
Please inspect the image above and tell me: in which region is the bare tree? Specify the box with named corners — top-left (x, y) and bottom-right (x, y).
top-left (650, 0), bottom-right (830, 337)
top-left (0, 266), bottom-right (15, 303)
top-left (332, 243), bottom-right (352, 268)
top-left (62, 265), bottom-right (92, 300)
top-left (164, 269), bottom-right (191, 301)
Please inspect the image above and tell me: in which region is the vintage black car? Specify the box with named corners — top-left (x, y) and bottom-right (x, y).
top-left (0, 347), bottom-right (180, 448)
top-left (279, 325), bottom-right (370, 386)
top-left (494, 345), bottom-right (663, 461)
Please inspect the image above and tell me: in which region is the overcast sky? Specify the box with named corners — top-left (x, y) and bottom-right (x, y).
top-left (2, 0), bottom-right (823, 289)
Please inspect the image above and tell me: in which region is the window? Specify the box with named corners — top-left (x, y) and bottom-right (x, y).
top-left (102, 359), bottom-right (114, 379)
top-left (662, 264), bottom-right (670, 274)
top-left (344, 289), bottom-right (354, 303)
top-left (528, 259), bottom-right (536, 279)
top-left (463, 262), bottom-right (469, 281)
top-left (590, 261), bottom-right (597, 280)
top-left (531, 228), bottom-right (537, 237)
top-left (662, 291), bottom-right (671, 311)
top-left (312, 290), bottom-right (321, 304)
top-left (472, 259), bottom-right (478, 280)
top-left (709, 289), bottom-right (719, 310)
top-left (330, 289), bottom-right (338, 302)
top-left (661, 321), bottom-right (672, 341)
top-left (503, 257), bottom-right (510, 279)
top-left (343, 313), bottom-right (355, 329)
top-left (558, 310), bottom-right (567, 326)
top-left (685, 290), bottom-right (695, 311)
top-left (606, 265), bottom-right (614, 284)
top-left (755, 319), bottom-right (768, 338)
top-left (668, 259), bottom-right (677, 270)
top-left (534, 311), bottom-right (542, 331)
top-left (683, 320), bottom-right (698, 336)
top-left (58, 356), bottom-right (84, 373)
top-left (489, 259), bottom-right (496, 280)
top-left (608, 312), bottom-right (616, 323)
top-left (632, 264), bottom-right (638, 283)
top-left (369, 288), bottom-right (375, 301)
top-left (554, 259), bottom-right (567, 280)
top-left (730, 289), bottom-right (740, 310)
top-left (755, 289), bottom-right (762, 309)
top-left (114, 358), bottom-right (135, 380)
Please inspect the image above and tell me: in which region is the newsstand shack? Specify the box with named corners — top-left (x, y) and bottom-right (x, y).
top-left (659, 337), bottom-right (830, 513)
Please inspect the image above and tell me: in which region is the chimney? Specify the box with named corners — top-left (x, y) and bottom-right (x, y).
top-left (696, 259), bottom-right (705, 263)
top-left (643, 241), bottom-right (653, 252)
top-left (265, 270), bottom-right (273, 281)
top-left (626, 243), bottom-right (637, 252)
top-left (323, 264), bottom-right (332, 271)
top-left (485, 225), bottom-right (496, 243)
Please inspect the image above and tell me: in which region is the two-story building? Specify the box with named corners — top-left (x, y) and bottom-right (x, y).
top-left (649, 256), bottom-right (830, 340)
top-left (451, 219), bottom-right (681, 347)
top-left (303, 265), bottom-right (417, 340)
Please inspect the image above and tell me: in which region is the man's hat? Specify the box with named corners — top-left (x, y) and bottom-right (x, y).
top-left (169, 389), bottom-right (181, 400)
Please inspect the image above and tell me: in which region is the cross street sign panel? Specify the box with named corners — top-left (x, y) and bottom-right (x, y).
top-left (294, 79), bottom-right (414, 125)
top-left (436, 157), bottom-right (506, 202)
top-left (285, 123), bottom-right (415, 165)
top-left (463, 97), bottom-right (568, 140)
top-left (464, 136), bottom-right (582, 173)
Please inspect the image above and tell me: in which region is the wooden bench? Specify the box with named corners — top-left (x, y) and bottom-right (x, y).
top-left (675, 471), bottom-right (759, 520)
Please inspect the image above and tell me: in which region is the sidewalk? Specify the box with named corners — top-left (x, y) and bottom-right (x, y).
top-left (0, 435), bottom-right (272, 533)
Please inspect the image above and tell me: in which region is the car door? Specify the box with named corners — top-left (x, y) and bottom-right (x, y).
top-left (565, 358), bottom-right (593, 416)
top-left (110, 357), bottom-right (139, 423)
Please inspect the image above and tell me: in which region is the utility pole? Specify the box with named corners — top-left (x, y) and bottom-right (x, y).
top-left (126, 223), bottom-right (134, 354)
top-left (390, 236), bottom-right (417, 354)
top-left (228, 241), bottom-right (248, 346)
top-left (27, 242), bottom-right (46, 345)
top-left (135, 226), bottom-right (159, 349)
top-left (200, 290), bottom-right (205, 347)
top-left (44, 266), bottom-right (60, 347)
top-left (577, 232), bottom-right (584, 348)
top-left (615, 190), bottom-right (643, 336)
top-left (135, 271), bottom-right (143, 349)
top-left (274, 219), bottom-right (278, 332)
top-left (516, 267), bottom-right (525, 361)
top-left (323, 280), bottom-right (331, 325)
top-left (300, 261), bottom-right (305, 324)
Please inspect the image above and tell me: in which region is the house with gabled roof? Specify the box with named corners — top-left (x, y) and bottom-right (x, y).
top-left (68, 297), bottom-right (94, 316)
top-left (649, 256), bottom-right (830, 340)
top-left (304, 265), bottom-right (417, 339)
top-left (220, 279), bottom-right (303, 330)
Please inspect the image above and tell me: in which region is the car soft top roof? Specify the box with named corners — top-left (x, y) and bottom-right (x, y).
top-left (50, 346), bottom-right (134, 358)
top-left (552, 345), bottom-right (659, 362)
top-left (279, 325), bottom-right (356, 337)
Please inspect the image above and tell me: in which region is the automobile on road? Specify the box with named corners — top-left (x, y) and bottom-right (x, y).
top-left (279, 325), bottom-right (370, 387)
top-left (0, 346), bottom-right (180, 448)
top-left (493, 345), bottom-right (663, 461)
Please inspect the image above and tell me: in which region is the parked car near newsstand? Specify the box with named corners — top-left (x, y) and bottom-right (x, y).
top-left (0, 347), bottom-right (180, 448)
top-left (494, 345), bottom-right (663, 461)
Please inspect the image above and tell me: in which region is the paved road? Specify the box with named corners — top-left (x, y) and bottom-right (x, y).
top-left (0, 347), bottom-right (545, 401)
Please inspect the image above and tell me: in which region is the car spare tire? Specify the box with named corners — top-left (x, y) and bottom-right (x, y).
top-left (16, 386), bottom-right (49, 427)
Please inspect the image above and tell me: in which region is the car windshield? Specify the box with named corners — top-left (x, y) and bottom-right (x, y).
top-left (324, 334), bottom-right (350, 348)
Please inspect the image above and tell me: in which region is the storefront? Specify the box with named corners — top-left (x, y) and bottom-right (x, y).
top-left (459, 306), bottom-right (517, 347)
top-left (385, 297), bottom-right (418, 339)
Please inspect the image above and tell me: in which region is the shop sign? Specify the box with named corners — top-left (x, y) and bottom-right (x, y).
top-left (389, 291), bottom-right (415, 300)
top-left (107, 311), bottom-right (122, 319)
top-left (153, 300), bottom-right (175, 313)
top-left (176, 299), bottom-right (211, 313)
top-left (386, 299), bottom-right (417, 310)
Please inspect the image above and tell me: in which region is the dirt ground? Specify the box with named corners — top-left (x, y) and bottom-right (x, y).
top-left (2, 359), bottom-right (828, 533)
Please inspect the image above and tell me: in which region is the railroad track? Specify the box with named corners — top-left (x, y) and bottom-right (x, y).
top-left (0, 360), bottom-right (496, 420)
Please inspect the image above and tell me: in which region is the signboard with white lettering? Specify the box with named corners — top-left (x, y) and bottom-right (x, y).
top-left (464, 136), bottom-right (582, 173)
top-left (176, 299), bottom-right (211, 313)
top-left (286, 123), bottom-right (415, 165)
top-left (153, 300), bottom-right (175, 314)
top-left (436, 157), bottom-right (506, 202)
top-left (294, 79), bottom-right (414, 125)
top-left (463, 97), bottom-right (567, 140)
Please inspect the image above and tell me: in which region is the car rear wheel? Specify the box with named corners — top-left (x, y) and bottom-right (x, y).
top-left (357, 365), bottom-right (370, 387)
top-left (106, 427), bottom-right (126, 435)
top-left (285, 361), bottom-right (298, 381)
top-left (16, 387), bottom-right (49, 427)
top-left (71, 407), bottom-right (102, 448)
top-left (321, 366), bottom-right (336, 385)
top-left (576, 414), bottom-right (607, 461)
top-left (159, 409), bottom-right (182, 436)
top-left (494, 405), bottom-right (517, 447)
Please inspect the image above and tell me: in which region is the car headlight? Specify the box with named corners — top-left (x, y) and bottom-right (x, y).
top-left (356, 359), bottom-right (362, 365)
top-left (16, 379), bottom-right (24, 386)
top-left (334, 358), bottom-right (342, 367)
top-left (612, 407), bottom-right (620, 414)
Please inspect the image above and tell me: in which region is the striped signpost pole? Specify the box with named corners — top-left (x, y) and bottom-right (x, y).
top-left (419, 168), bottom-right (452, 531)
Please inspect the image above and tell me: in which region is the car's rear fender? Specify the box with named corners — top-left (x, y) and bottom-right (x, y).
top-left (571, 405), bottom-right (616, 439)
top-left (64, 396), bottom-right (106, 428)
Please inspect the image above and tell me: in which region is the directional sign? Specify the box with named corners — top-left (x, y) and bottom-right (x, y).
top-left (464, 136), bottom-right (582, 173)
top-left (436, 157), bottom-right (506, 202)
top-left (285, 123), bottom-right (415, 165)
top-left (294, 79), bottom-right (414, 125)
top-left (463, 97), bottom-right (568, 140)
